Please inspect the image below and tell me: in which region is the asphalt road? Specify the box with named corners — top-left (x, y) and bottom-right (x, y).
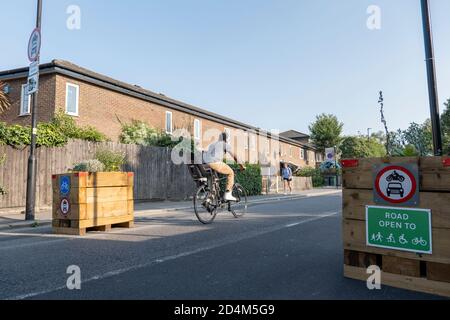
top-left (0, 194), bottom-right (442, 300)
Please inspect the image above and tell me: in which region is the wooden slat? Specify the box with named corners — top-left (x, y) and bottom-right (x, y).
top-left (343, 219), bottom-right (450, 264)
top-left (427, 262), bottom-right (450, 283)
top-left (53, 200), bottom-right (133, 220)
top-left (342, 156), bottom-right (450, 192)
top-left (344, 265), bottom-right (450, 297)
top-left (382, 256), bottom-right (421, 277)
top-left (343, 189), bottom-right (450, 229)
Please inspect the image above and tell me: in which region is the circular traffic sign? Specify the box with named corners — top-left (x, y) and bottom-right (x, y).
top-left (374, 165), bottom-right (417, 204)
top-left (60, 198), bottom-right (71, 217)
top-left (28, 28), bottom-right (41, 62)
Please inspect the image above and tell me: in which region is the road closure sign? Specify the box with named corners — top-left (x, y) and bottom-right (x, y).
top-left (366, 206), bottom-right (432, 254)
top-left (373, 163), bottom-right (419, 206)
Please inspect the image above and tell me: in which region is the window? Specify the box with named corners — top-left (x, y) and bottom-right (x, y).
top-left (65, 83), bottom-right (79, 116)
top-left (194, 119), bottom-right (201, 140)
top-left (165, 111), bottom-right (173, 134)
top-left (289, 146), bottom-right (293, 157)
top-left (300, 148), bottom-right (305, 160)
top-left (20, 84), bottom-right (31, 116)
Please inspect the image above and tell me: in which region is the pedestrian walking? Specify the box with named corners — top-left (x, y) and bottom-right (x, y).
top-left (281, 162), bottom-right (293, 195)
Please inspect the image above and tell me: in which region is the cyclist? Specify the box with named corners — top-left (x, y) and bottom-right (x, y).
top-left (203, 132), bottom-right (245, 202)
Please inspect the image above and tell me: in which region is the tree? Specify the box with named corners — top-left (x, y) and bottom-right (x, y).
top-left (0, 82), bottom-right (10, 113)
top-left (402, 121), bottom-right (433, 156)
top-left (309, 114), bottom-right (343, 153)
top-left (340, 136), bottom-right (386, 159)
top-left (442, 99), bottom-right (450, 154)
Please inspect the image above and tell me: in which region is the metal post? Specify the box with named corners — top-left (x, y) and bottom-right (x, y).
top-left (25, 0), bottom-right (43, 221)
top-left (367, 128), bottom-right (372, 142)
top-left (421, 0), bottom-right (443, 156)
top-left (335, 146), bottom-right (338, 189)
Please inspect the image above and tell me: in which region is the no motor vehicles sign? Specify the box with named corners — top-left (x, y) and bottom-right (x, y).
top-left (373, 163), bottom-right (419, 206)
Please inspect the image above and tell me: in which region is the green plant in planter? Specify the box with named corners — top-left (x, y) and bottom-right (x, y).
top-left (73, 159), bottom-right (105, 173)
top-left (94, 148), bottom-right (126, 172)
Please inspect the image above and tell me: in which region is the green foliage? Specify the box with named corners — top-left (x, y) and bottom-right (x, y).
top-left (309, 114), bottom-right (344, 153)
top-left (340, 136), bottom-right (386, 159)
top-left (0, 111), bottom-right (107, 147)
top-left (295, 167), bottom-right (324, 188)
top-left (94, 148), bottom-right (126, 172)
top-left (402, 144), bottom-right (419, 157)
top-left (36, 123), bottom-right (67, 147)
top-left (73, 159), bottom-right (105, 173)
top-left (120, 120), bottom-right (179, 148)
top-left (52, 110), bottom-right (108, 142)
top-left (442, 99), bottom-right (450, 154)
top-left (401, 121), bottom-right (433, 156)
top-left (221, 163), bottom-right (262, 196)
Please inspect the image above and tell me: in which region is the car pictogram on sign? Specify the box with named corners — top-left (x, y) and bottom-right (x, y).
top-left (373, 164), bottom-right (419, 206)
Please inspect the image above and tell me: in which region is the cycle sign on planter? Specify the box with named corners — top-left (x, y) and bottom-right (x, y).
top-left (366, 206), bottom-right (432, 254)
top-left (373, 163), bottom-right (419, 206)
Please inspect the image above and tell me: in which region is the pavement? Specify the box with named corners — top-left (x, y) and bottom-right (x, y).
top-left (0, 188), bottom-right (341, 231)
top-left (0, 190), bottom-right (444, 300)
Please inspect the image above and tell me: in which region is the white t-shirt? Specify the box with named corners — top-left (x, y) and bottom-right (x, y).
top-left (203, 141), bottom-right (232, 164)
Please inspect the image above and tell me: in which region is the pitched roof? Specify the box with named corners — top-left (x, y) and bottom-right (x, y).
top-left (0, 60), bottom-right (317, 150)
top-left (280, 130), bottom-right (310, 139)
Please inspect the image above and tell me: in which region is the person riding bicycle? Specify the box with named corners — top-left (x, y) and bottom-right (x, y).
top-left (203, 132), bottom-right (245, 202)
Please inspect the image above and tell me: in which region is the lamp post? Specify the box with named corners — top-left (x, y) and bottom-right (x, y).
top-left (420, 0), bottom-right (443, 156)
top-left (25, 0), bottom-right (43, 221)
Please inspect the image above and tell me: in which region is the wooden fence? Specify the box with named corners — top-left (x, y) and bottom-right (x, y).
top-left (0, 140), bottom-right (196, 209)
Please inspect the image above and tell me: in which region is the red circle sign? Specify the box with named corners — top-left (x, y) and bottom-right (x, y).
top-left (60, 198), bottom-right (70, 217)
top-left (28, 28), bottom-right (41, 62)
top-left (375, 165), bottom-right (417, 204)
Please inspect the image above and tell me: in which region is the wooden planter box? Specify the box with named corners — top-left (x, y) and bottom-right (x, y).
top-left (52, 172), bottom-right (134, 236)
top-left (342, 156), bottom-right (450, 297)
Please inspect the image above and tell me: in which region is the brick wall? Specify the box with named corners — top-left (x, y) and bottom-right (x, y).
top-left (0, 74), bottom-right (56, 125)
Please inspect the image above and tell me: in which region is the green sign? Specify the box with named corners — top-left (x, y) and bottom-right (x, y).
top-left (366, 206), bottom-right (432, 254)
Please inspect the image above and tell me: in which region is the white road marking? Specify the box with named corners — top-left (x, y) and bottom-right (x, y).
top-left (6, 210), bottom-right (340, 300)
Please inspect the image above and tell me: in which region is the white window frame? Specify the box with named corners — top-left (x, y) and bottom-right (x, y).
top-left (165, 111), bottom-right (173, 134)
top-left (244, 132), bottom-right (249, 150)
top-left (65, 83), bottom-right (79, 116)
top-left (289, 146), bottom-right (293, 157)
top-left (300, 148), bottom-right (305, 160)
top-left (20, 84), bottom-right (31, 116)
top-left (194, 119), bottom-right (201, 140)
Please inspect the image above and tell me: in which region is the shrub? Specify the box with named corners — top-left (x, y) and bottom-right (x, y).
top-left (52, 110), bottom-right (108, 142)
top-left (220, 163), bottom-right (262, 196)
top-left (120, 120), bottom-right (179, 148)
top-left (36, 123), bottom-right (68, 147)
top-left (296, 167), bottom-right (324, 188)
top-left (73, 159), bottom-right (105, 173)
top-left (94, 148), bottom-right (126, 172)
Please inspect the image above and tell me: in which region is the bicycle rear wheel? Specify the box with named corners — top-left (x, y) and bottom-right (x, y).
top-left (194, 185), bottom-right (218, 224)
top-left (229, 183), bottom-right (248, 218)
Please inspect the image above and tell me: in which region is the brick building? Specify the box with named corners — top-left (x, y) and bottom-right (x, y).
top-left (0, 60), bottom-right (321, 171)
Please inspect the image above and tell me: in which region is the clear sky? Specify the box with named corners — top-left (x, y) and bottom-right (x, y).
top-left (1, 0), bottom-right (449, 136)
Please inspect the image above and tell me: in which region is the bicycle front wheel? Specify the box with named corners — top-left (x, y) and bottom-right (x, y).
top-left (194, 186), bottom-right (218, 224)
top-left (229, 183), bottom-right (248, 218)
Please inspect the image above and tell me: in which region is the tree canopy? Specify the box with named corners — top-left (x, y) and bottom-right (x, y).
top-left (308, 114), bottom-right (343, 153)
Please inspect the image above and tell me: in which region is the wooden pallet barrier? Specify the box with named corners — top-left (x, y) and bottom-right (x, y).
top-left (342, 156), bottom-right (450, 297)
top-left (52, 172), bottom-right (134, 236)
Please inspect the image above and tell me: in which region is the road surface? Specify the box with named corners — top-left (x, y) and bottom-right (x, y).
top-left (0, 193), bottom-right (441, 300)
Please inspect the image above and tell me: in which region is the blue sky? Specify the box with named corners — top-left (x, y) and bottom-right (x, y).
top-left (1, 0), bottom-right (449, 135)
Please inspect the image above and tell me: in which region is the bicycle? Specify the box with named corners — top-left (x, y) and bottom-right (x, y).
top-left (188, 164), bottom-right (248, 224)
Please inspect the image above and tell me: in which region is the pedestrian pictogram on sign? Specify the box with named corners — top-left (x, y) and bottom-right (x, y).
top-left (373, 163), bottom-right (419, 206)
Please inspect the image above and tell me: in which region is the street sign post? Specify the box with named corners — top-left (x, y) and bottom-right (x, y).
top-left (366, 205), bottom-right (432, 254)
top-left (25, 0), bottom-right (43, 221)
top-left (373, 163), bottom-right (419, 206)
top-left (325, 148), bottom-right (335, 161)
